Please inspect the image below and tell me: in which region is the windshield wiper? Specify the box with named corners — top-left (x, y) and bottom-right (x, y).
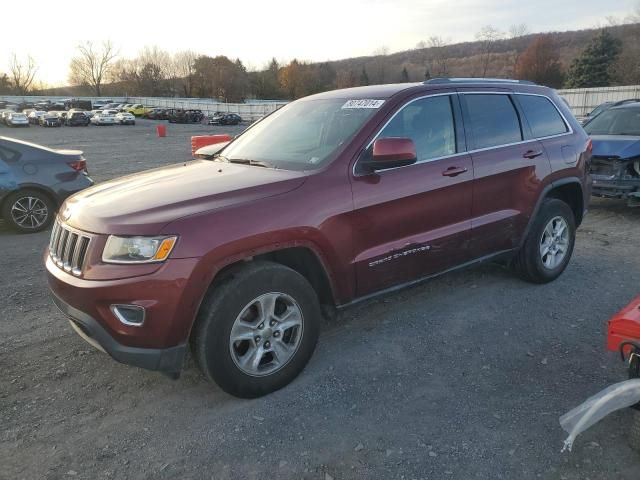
top-left (227, 158), bottom-right (275, 168)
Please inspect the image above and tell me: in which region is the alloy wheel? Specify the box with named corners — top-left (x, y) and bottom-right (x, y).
top-left (229, 292), bottom-right (304, 377)
top-left (539, 215), bottom-right (569, 270)
top-left (10, 196), bottom-right (49, 230)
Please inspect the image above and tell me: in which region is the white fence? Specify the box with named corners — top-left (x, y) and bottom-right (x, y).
top-left (557, 85), bottom-right (640, 117)
top-left (0, 95), bottom-right (288, 122)
top-left (3, 84), bottom-right (640, 120)
top-left (126, 97), bottom-right (289, 121)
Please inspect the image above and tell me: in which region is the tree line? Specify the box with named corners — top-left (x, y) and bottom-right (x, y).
top-left (0, 19), bottom-right (638, 100)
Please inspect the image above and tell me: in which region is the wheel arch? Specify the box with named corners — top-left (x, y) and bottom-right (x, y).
top-left (519, 178), bottom-right (585, 249)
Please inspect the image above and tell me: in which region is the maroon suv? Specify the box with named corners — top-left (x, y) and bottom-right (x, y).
top-left (46, 79), bottom-right (591, 398)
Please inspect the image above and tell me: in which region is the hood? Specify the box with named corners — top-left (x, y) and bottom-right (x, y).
top-left (62, 160), bottom-right (306, 234)
top-left (591, 135), bottom-right (640, 159)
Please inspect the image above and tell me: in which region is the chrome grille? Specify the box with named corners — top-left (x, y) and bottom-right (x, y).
top-left (49, 220), bottom-right (91, 276)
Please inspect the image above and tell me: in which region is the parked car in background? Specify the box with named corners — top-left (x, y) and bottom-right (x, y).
top-left (92, 100), bottom-right (112, 110)
top-left (0, 136), bottom-right (93, 232)
top-left (50, 111), bottom-right (68, 124)
top-left (45, 79), bottom-right (591, 397)
top-left (66, 112), bottom-right (90, 127)
top-left (64, 99), bottom-right (92, 111)
top-left (208, 112), bottom-right (242, 125)
top-left (6, 113), bottom-right (29, 127)
top-left (90, 111), bottom-right (116, 126)
top-left (39, 113), bottom-right (62, 127)
top-left (115, 112), bottom-right (135, 125)
top-left (126, 104), bottom-right (155, 117)
top-left (583, 99), bottom-right (640, 126)
top-left (28, 111), bottom-right (47, 125)
top-left (584, 101), bottom-right (640, 207)
top-left (168, 109), bottom-right (204, 123)
top-left (143, 108), bottom-right (169, 120)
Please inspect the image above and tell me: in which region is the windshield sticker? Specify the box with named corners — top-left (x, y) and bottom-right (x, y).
top-left (342, 99), bottom-right (385, 109)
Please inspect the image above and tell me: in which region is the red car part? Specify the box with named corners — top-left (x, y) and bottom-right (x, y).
top-left (608, 295), bottom-right (640, 375)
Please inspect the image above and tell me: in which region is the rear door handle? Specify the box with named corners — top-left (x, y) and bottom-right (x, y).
top-left (442, 166), bottom-right (468, 177)
top-left (523, 150), bottom-right (543, 159)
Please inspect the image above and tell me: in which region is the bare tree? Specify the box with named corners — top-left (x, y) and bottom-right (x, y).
top-left (426, 36), bottom-right (450, 76)
top-left (476, 25), bottom-right (504, 77)
top-left (68, 41), bottom-right (117, 96)
top-left (506, 23), bottom-right (531, 75)
top-left (173, 50), bottom-right (198, 97)
top-left (9, 54), bottom-right (37, 95)
top-left (508, 23), bottom-right (530, 39)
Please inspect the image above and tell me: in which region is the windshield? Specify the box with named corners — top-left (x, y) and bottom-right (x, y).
top-left (220, 98), bottom-right (381, 171)
top-left (584, 108), bottom-right (640, 136)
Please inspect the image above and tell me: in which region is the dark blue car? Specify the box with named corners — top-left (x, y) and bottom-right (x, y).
top-left (0, 137), bottom-right (94, 233)
top-left (584, 102), bottom-right (640, 207)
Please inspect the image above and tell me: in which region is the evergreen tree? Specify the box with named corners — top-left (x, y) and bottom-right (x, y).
top-left (401, 66), bottom-right (409, 82)
top-left (359, 67), bottom-right (369, 86)
top-left (564, 30), bottom-right (622, 88)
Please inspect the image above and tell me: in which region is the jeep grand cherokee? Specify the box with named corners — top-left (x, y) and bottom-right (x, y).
top-left (46, 78), bottom-right (592, 398)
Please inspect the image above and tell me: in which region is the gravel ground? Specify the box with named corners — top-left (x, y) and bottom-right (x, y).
top-left (1, 120), bottom-right (639, 479)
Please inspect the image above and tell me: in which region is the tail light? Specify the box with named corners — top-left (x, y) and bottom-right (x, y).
top-left (586, 138), bottom-right (593, 153)
top-left (67, 159), bottom-right (87, 172)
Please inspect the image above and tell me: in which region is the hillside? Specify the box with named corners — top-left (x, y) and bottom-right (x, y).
top-left (31, 23), bottom-right (640, 99)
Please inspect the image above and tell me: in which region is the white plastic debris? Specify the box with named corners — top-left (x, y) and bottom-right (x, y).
top-left (559, 379), bottom-right (640, 452)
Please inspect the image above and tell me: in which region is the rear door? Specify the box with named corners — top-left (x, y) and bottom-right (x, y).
top-left (459, 91), bottom-right (552, 258)
top-left (350, 92), bottom-right (474, 296)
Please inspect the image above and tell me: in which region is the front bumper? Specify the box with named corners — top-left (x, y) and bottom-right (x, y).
top-left (52, 292), bottom-right (186, 376)
top-left (46, 254), bottom-right (203, 376)
top-left (592, 176), bottom-right (640, 205)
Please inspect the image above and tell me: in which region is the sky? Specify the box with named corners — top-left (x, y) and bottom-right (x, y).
top-left (1, 0), bottom-right (637, 86)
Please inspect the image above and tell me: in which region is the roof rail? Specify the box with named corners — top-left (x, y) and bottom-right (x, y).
top-left (424, 77), bottom-right (537, 86)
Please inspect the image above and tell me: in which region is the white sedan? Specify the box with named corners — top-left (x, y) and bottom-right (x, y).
top-left (115, 112), bottom-right (136, 125)
top-left (90, 111), bottom-right (116, 126)
top-left (6, 112), bottom-right (29, 127)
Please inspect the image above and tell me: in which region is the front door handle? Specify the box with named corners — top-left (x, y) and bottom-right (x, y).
top-left (442, 166), bottom-right (468, 177)
top-left (523, 150), bottom-right (543, 159)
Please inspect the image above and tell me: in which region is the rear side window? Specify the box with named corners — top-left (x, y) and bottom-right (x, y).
top-left (518, 95), bottom-right (568, 138)
top-left (465, 94), bottom-right (522, 149)
top-left (378, 95), bottom-right (456, 161)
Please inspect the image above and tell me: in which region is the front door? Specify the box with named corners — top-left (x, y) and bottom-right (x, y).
top-left (350, 93), bottom-right (474, 297)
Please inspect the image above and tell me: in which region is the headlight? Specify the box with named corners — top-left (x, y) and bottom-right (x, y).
top-left (102, 235), bottom-right (178, 264)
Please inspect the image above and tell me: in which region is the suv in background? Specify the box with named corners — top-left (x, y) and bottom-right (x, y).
top-left (46, 79), bottom-right (591, 398)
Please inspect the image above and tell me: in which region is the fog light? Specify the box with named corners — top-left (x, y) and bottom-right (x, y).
top-left (110, 304), bottom-right (145, 326)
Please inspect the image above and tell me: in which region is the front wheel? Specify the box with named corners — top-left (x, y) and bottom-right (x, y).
top-left (191, 261), bottom-right (320, 398)
top-left (512, 198), bottom-right (576, 283)
top-left (2, 189), bottom-right (55, 233)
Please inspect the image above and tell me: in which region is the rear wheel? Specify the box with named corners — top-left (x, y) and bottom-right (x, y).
top-left (2, 189), bottom-right (55, 233)
top-left (512, 198), bottom-right (576, 283)
top-left (191, 261), bottom-right (320, 398)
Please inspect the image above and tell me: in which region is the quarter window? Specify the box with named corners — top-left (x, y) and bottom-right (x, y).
top-left (378, 95), bottom-right (456, 162)
top-left (465, 94), bottom-right (522, 149)
top-left (518, 95), bottom-right (568, 138)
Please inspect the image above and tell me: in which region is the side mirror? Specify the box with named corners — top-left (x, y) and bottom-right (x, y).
top-left (360, 137), bottom-right (417, 173)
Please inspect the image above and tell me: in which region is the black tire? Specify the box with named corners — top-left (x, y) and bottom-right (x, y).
top-left (631, 410), bottom-right (640, 452)
top-left (191, 261), bottom-right (321, 398)
top-left (512, 198), bottom-right (576, 283)
top-left (2, 189), bottom-right (56, 233)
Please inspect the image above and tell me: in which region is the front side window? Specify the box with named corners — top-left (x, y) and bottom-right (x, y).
top-left (465, 94), bottom-right (522, 149)
top-left (518, 95), bottom-right (568, 138)
top-left (377, 95), bottom-right (456, 161)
